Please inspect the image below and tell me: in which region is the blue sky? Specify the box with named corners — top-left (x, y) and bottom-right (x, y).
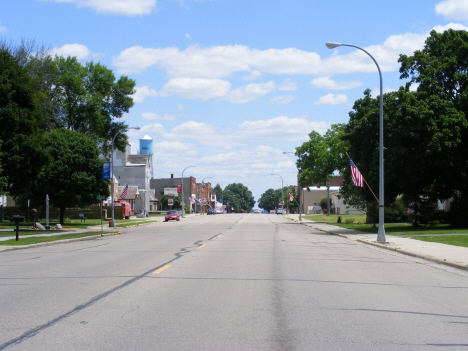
top-left (2, 0), bottom-right (468, 204)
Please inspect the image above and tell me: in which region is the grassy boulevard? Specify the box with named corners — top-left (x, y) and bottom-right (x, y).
top-left (303, 214), bottom-right (468, 248)
top-left (0, 217), bottom-right (163, 246)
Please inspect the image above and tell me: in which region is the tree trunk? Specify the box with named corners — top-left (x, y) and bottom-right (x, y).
top-left (59, 206), bottom-right (65, 225)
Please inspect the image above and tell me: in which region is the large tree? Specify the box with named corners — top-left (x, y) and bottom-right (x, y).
top-left (399, 29), bottom-right (468, 225)
top-left (52, 56), bottom-right (136, 155)
top-left (342, 88), bottom-right (465, 224)
top-left (296, 124), bottom-right (348, 187)
top-left (0, 49), bottom-right (48, 197)
top-left (223, 183), bottom-right (255, 213)
top-left (32, 129), bottom-right (110, 224)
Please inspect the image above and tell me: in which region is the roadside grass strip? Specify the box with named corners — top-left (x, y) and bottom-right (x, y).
top-left (410, 235), bottom-right (468, 248)
top-left (0, 232), bottom-right (118, 245)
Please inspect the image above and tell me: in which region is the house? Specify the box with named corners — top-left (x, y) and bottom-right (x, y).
top-left (300, 176), bottom-right (362, 215)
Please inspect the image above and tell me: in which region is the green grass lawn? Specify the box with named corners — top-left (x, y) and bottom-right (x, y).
top-left (302, 214), bottom-right (468, 235)
top-left (0, 218), bottom-right (158, 230)
top-left (410, 235), bottom-right (468, 248)
top-left (0, 231), bottom-right (118, 246)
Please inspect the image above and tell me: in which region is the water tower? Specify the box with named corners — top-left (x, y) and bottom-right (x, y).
top-left (139, 134), bottom-right (154, 178)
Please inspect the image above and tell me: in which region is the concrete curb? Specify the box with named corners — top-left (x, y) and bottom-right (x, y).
top-left (0, 232), bottom-right (120, 252)
top-left (284, 216), bottom-right (468, 271)
top-left (354, 238), bottom-right (468, 271)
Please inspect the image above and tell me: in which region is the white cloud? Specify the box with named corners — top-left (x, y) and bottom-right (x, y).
top-left (237, 116), bottom-right (330, 141)
top-left (243, 70), bottom-right (264, 81)
top-left (133, 86), bottom-right (158, 103)
top-left (371, 87), bottom-right (397, 98)
top-left (432, 22), bottom-right (468, 32)
top-left (185, 33), bottom-right (192, 39)
top-left (113, 45), bottom-right (322, 76)
top-left (311, 76), bottom-right (362, 90)
top-left (436, 0), bottom-right (468, 20)
top-left (50, 43), bottom-right (91, 60)
top-left (161, 78), bottom-right (231, 100)
top-left (226, 81), bottom-right (276, 104)
top-left (141, 112), bottom-right (177, 121)
top-left (0, 22), bottom-right (8, 33)
top-left (278, 79), bottom-right (298, 91)
top-left (270, 95), bottom-right (296, 105)
top-left (39, 0), bottom-right (156, 16)
top-left (315, 93), bottom-right (348, 105)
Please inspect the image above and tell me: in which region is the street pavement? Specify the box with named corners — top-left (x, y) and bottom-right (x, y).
top-left (1, 213), bottom-right (467, 272)
top-left (285, 214), bottom-right (468, 271)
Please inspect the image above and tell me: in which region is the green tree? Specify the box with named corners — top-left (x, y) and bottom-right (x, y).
top-left (0, 49), bottom-right (48, 197)
top-left (223, 183), bottom-right (255, 213)
top-left (52, 56), bottom-right (136, 155)
top-left (343, 88), bottom-right (465, 225)
top-left (296, 124), bottom-right (348, 187)
top-left (33, 129), bottom-right (110, 224)
top-left (258, 188), bottom-right (279, 211)
top-left (399, 29), bottom-right (468, 225)
top-left (161, 194), bottom-right (182, 210)
top-left (212, 184), bottom-right (224, 202)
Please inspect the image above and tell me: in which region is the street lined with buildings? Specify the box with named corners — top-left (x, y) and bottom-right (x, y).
top-left (1, 214), bottom-right (468, 350)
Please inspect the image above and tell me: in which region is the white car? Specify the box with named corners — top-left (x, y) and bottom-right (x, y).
top-left (277, 208), bottom-right (283, 215)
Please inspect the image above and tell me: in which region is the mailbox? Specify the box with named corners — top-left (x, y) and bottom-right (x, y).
top-left (12, 216), bottom-right (25, 224)
top-left (12, 216), bottom-right (24, 241)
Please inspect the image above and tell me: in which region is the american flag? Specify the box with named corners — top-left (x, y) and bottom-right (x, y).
top-left (120, 184), bottom-right (129, 199)
top-left (288, 192), bottom-right (294, 202)
top-left (189, 196), bottom-right (196, 203)
top-left (202, 199), bottom-right (207, 204)
top-left (348, 157), bottom-right (364, 187)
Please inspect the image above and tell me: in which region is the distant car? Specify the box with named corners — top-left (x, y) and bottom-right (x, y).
top-left (277, 208), bottom-right (283, 215)
top-left (263, 210), bottom-right (268, 214)
top-left (254, 209), bottom-right (261, 214)
top-left (207, 209), bottom-right (215, 215)
top-left (165, 210), bottom-right (180, 222)
top-left (270, 210), bottom-right (275, 214)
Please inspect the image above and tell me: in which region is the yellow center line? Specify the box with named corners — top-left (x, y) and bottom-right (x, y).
top-left (218, 235), bottom-right (222, 238)
top-left (199, 244), bottom-right (206, 248)
top-left (152, 265), bottom-right (171, 274)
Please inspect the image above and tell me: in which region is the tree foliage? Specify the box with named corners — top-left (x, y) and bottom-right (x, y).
top-left (32, 129), bottom-right (110, 224)
top-left (296, 124), bottom-right (348, 187)
top-left (52, 56), bottom-right (136, 156)
top-left (222, 183), bottom-right (255, 213)
top-left (0, 49), bottom-right (49, 196)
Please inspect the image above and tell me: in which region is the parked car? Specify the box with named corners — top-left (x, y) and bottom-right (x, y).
top-left (165, 210), bottom-right (180, 222)
top-left (207, 209), bottom-right (215, 215)
top-left (277, 208), bottom-right (283, 215)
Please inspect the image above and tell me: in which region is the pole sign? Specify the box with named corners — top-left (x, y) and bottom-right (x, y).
top-left (164, 188), bottom-right (178, 196)
top-left (102, 162), bottom-right (111, 179)
top-left (177, 184), bottom-right (182, 194)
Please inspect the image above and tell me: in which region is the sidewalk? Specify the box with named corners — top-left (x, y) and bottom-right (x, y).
top-left (285, 214), bottom-right (468, 271)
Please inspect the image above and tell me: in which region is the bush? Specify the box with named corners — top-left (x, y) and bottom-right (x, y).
top-left (385, 198), bottom-right (409, 223)
top-left (446, 193), bottom-right (468, 227)
top-left (344, 218), bottom-right (355, 224)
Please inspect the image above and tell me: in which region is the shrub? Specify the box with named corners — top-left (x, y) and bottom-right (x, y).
top-left (345, 218), bottom-right (355, 224)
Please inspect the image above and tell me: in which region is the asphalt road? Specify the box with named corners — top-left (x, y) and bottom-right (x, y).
top-left (1, 214), bottom-right (468, 350)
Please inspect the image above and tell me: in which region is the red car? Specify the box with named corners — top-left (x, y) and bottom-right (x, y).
top-left (165, 210), bottom-right (180, 222)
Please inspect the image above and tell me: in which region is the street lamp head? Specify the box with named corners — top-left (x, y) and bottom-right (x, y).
top-left (326, 42), bottom-right (342, 49)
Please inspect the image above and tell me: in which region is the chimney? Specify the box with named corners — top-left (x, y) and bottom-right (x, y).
top-left (171, 174), bottom-right (174, 179)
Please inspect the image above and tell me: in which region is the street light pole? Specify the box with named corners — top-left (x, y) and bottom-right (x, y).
top-left (181, 165), bottom-right (196, 218)
top-left (111, 126), bottom-right (140, 227)
top-left (326, 41), bottom-right (386, 242)
top-left (283, 151), bottom-right (302, 221)
top-left (272, 174), bottom-right (284, 215)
